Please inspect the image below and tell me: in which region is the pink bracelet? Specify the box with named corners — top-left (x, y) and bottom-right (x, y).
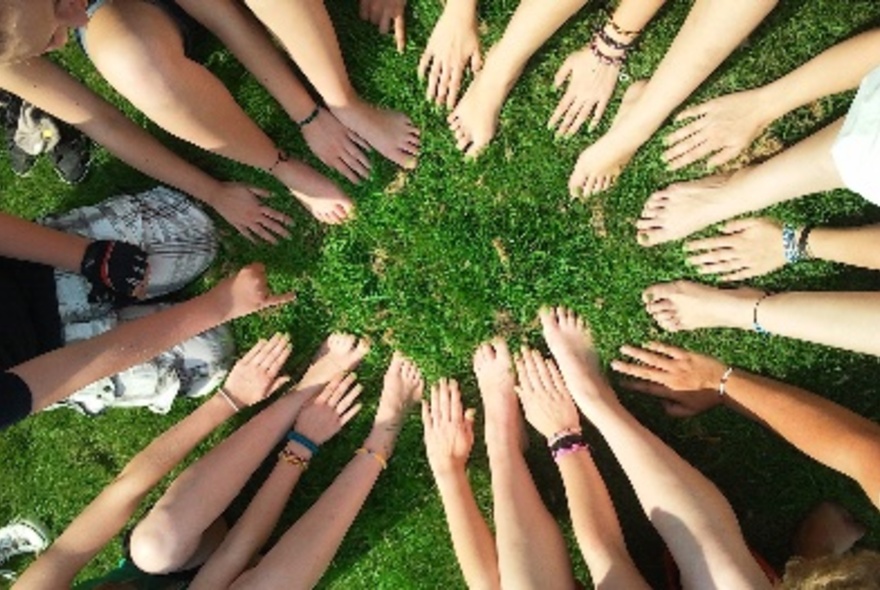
top-left (552, 443), bottom-right (589, 462)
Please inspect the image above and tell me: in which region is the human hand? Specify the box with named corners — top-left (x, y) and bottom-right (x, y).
top-left (514, 347), bottom-right (580, 440)
top-left (418, 7), bottom-right (482, 109)
top-left (684, 218), bottom-right (786, 281)
top-left (422, 378), bottom-right (475, 476)
top-left (664, 90), bottom-right (771, 170)
top-left (300, 107), bottom-right (372, 183)
top-left (293, 373), bottom-right (363, 445)
top-left (208, 263), bottom-right (296, 323)
top-left (610, 342), bottom-right (727, 417)
top-left (359, 0), bottom-right (407, 53)
top-left (220, 333), bottom-right (293, 408)
top-left (549, 46), bottom-right (620, 136)
top-left (210, 182), bottom-right (293, 244)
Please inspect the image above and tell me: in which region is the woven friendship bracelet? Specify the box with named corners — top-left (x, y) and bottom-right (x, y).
top-left (606, 15), bottom-right (642, 38)
top-left (595, 26), bottom-right (636, 52)
top-left (279, 447), bottom-right (310, 470)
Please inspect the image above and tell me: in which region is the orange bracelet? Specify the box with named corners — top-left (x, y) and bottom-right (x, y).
top-left (355, 447), bottom-right (388, 470)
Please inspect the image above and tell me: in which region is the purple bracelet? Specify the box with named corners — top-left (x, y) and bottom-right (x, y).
top-left (552, 443), bottom-right (590, 462)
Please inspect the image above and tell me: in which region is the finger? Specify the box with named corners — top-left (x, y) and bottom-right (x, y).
top-left (619, 377), bottom-right (676, 397)
top-left (545, 359), bottom-right (570, 396)
top-left (261, 290), bottom-right (297, 310)
top-left (553, 58), bottom-right (573, 89)
top-left (720, 218), bottom-right (760, 234)
top-left (718, 267), bottom-right (760, 282)
top-left (687, 249), bottom-right (741, 267)
top-left (706, 146), bottom-right (741, 169)
top-left (696, 258), bottom-right (747, 276)
top-left (684, 235), bottom-right (734, 253)
top-left (617, 345), bottom-right (676, 371)
top-left (269, 375), bottom-right (292, 394)
top-left (247, 185), bottom-right (272, 199)
top-left (664, 401), bottom-right (698, 418)
top-left (674, 103), bottom-right (709, 123)
top-left (258, 215), bottom-right (293, 241)
top-left (436, 65), bottom-right (451, 109)
top-left (239, 338), bottom-right (267, 365)
top-left (260, 205), bottom-right (294, 227)
top-left (521, 347), bottom-right (544, 392)
top-left (334, 157), bottom-right (360, 183)
top-left (548, 92), bottom-right (575, 131)
top-left (609, 359), bottom-right (664, 384)
top-left (235, 224), bottom-right (257, 244)
top-left (378, 12), bottom-right (391, 34)
top-left (568, 100), bottom-right (595, 136)
top-left (427, 59), bottom-right (441, 103)
top-left (394, 15), bottom-right (405, 53)
top-left (587, 97), bottom-right (609, 133)
top-left (330, 372), bottom-right (359, 405)
top-left (421, 399), bottom-right (431, 429)
top-left (418, 49), bottom-right (431, 80)
top-left (255, 332), bottom-right (288, 367)
top-left (431, 382), bottom-right (441, 426)
top-left (664, 133), bottom-right (709, 168)
top-left (513, 353), bottom-right (529, 393)
top-left (557, 99), bottom-right (586, 137)
top-left (340, 402), bottom-right (363, 425)
top-left (470, 50), bottom-right (483, 73)
top-left (439, 376), bottom-right (451, 419)
top-left (450, 379), bottom-right (463, 421)
top-left (359, 0), bottom-right (369, 20)
top-left (665, 118), bottom-right (707, 147)
top-left (249, 222), bottom-right (279, 245)
top-left (529, 349), bottom-right (556, 393)
top-left (336, 383), bottom-right (364, 414)
top-left (317, 374), bottom-right (346, 403)
top-left (341, 153), bottom-right (371, 182)
top-left (641, 341), bottom-right (686, 360)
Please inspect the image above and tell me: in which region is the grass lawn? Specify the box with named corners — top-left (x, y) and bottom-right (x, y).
top-left (2, 0), bottom-right (880, 587)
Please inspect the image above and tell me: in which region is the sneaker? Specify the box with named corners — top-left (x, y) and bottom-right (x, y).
top-left (48, 121), bottom-right (91, 184)
top-left (0, 92), bottom-right (37, 177)
top-left (0, 519), bottom-right (49, 565)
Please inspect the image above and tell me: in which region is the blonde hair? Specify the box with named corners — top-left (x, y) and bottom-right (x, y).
top-left (779, 550), bottom-right (880, 589)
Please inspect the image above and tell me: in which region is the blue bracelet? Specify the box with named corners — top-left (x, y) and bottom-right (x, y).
top-left (782, 224), bottom-right (799, 264)
top-left (287, 431), bottom-right (319, 455)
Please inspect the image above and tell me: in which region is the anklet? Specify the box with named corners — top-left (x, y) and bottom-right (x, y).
top-left (279, 447), bottom-right (310, 470)
top-left (356, 447), bottom-right (388, 470)
top-left (217, 387), bottom-right (241, 412)
top-left (552, 443), bottom-right (589, 463)
top-left (752, 293), bottom-right (772, 335)
top-left (267, 150), bottom-right (288, 175)
top-left (297, 106), bottom-right (321, 128)
top-left (718, 367), bottom-right (734, 397)
top-left (287, 431), bottom-right (320, 456)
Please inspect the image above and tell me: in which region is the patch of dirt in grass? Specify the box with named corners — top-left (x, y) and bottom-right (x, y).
top-left (385, 170), bottom-right (409, 195)
top-left (372, 248), bottom-right (389, 276)
top-left (493, 309), bottom-right (517, 338)
top-left (591, 199), bottom-right (608, 238)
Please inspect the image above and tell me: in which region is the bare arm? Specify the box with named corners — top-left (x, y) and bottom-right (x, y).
top-left (807, 223), bottom-right (880, 270)
top-left (9, 263), bottom-right (294, 415)
top-left (613, 343), bottom-right (880, 509)
top-left (423, 381), bottom-right (500, 590)
top-left (0, 213), bottom-right (88, 272)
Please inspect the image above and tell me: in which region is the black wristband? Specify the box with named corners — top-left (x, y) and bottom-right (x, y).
top-left (80, 240), bottom-right (149, 304)
top-left (549, 433), bottom-right (586, 454)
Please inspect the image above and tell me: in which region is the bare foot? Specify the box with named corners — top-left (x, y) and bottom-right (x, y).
top-left (539, 306), bottom-right (611, 405)
top-left (365, 352), bottom-right (424, 457)
top-left (636, 172), bottom-right (747, 247)
top-left (331, 100), bottom-right (420, 170)
top-left (274, 158), bottom-right (355, 224)
top-left (567, 81), bottom-right (648, 198)
top-left (792, 502), bottom-right (867, 560)
top-left (473, 338), bottom-right (525, 452)
top-left (296, 333), bottom-right (371, 394)
top-left (447, 67), bottom-right (514, 159)
top-left (642, 281), bottom-right (765, 332)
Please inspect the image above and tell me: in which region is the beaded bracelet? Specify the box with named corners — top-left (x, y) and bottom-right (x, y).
top-left (718, 367), bottom-right (734, 397)
top-left (782, 224), bottom-right (800, 264)
top-left (595, 26), bottom-right (635, 52)
top-left (606, 16), bottom-right (641, 38)
top-left (279, 447), bottom-right (310, 470)
top-left (752, 293), bottom-right (772, 335)
top-left (549, 433), bottom-right (587, 455)
top-left (552, 443), bottom-right (590, 462)
top-left (356, 447), bottom-right (388, 470)
top-left (588, 40), bottom-right (626, 67)
top-left (297, 106), bottom-right (321, 127)
top-left (548, 427), bottom-right (583, 448)
top-left (267, 150), bottom-right (288, 174)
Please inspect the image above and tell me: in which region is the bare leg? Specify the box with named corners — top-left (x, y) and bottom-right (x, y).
top-left (244, 0), bottom-right (420, 169)
top-left (229, 353), bottom-right (424, 590)
top-left (540, 307), bottom-right (770, 589)
top-left (447, 0), bottom-right (589, 158)
top-left (129, 334), bottom-right (370, 574)
top-left (642, 281), bottom-right (880, 357)
top-left (474, 340), bottom-right (575, 590)
top-left (569, 0), bottom-right (778, 197)
top-left (85, 0), bottom-right (352, 224)
top-left (637, 118), bottom-right (845, 246)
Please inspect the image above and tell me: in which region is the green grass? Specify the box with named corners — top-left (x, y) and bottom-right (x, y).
top-left (3, 0), bottom-right (880, 587)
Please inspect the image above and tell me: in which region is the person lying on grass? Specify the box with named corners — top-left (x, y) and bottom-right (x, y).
top-left (636, 29), bottom-right (880, 248)
top-left (0, 262), bottom-right (293, 431)
top-left (0, 186), bottom-right (237, 417)
top-left (15, 334), bottom-right (425, 590)
top-left (0, 0), bottom-right (407, 238)
top-left (568, 0), bottom-right (779, 197)
top-left (431, 0), bottom-right (666, 156)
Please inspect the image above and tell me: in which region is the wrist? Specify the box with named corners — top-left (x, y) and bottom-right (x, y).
top-left (429, 457), bottom-right (468, 479)
top-left (284, 439), bottom-right (314, 461)
top-left (441, 1), bottom-right (477, 23)
top-left (752, 83), bottom-right (789, 125)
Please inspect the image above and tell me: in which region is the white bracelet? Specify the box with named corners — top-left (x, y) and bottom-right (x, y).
top-left (217, 387), bottom-right (241, 412)
top-left (718, 367), bottom-right (734, 397)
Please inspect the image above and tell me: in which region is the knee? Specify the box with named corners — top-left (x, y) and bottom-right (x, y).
top-left (129, 516), bottom-right (190, 574)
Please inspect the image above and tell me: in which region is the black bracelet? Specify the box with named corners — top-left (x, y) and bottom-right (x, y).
top-left (297, 106), bottom-right (320, 127)
top-left (595, 26), bottom-right (635, 52)
top-left (549, 433), bottom-right (586, 454)
top-left (797, 225), bottom-right (815, 260)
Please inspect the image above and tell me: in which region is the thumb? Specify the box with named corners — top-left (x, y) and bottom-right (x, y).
top-left (395, 16), bottom-right (405, 53)
top-left (663, 400), bottom-right (697, 418)
top-left (248, 185), bottom-right (271, 199)
top-left (464, 407), bottom-right (476, 423)
top-left (270, 375), bottom-right (292, 394)
top-left (471, 50), bottom-right (483, 73)
top-left (554, 58), bottom-right (572, 89)
top-left (421, 399), bottom-right (431, 427)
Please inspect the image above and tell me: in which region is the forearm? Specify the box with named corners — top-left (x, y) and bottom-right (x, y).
top-left (610, 0), bottom-right (666, 34)
top-left (0, 213), bottom-right (88, 271)
top-left (723, 370), bottom-right (880, 507)
top-left (11, 289), bottom-right (227, 412)
top-left (433, 468), bottom-right (501, 590)
top-left (14, 396), bottom-right (233, 590)
top-left (556, 451), bottom-right (648, 589)
top-left (578, 391), bottom-right (769, 588)
top-left (757, 29), bottom-right (880, 121)
top-left (807, 224), bottom-right (880, 270)
top-left (192, 456), bottom-right (304, 590)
